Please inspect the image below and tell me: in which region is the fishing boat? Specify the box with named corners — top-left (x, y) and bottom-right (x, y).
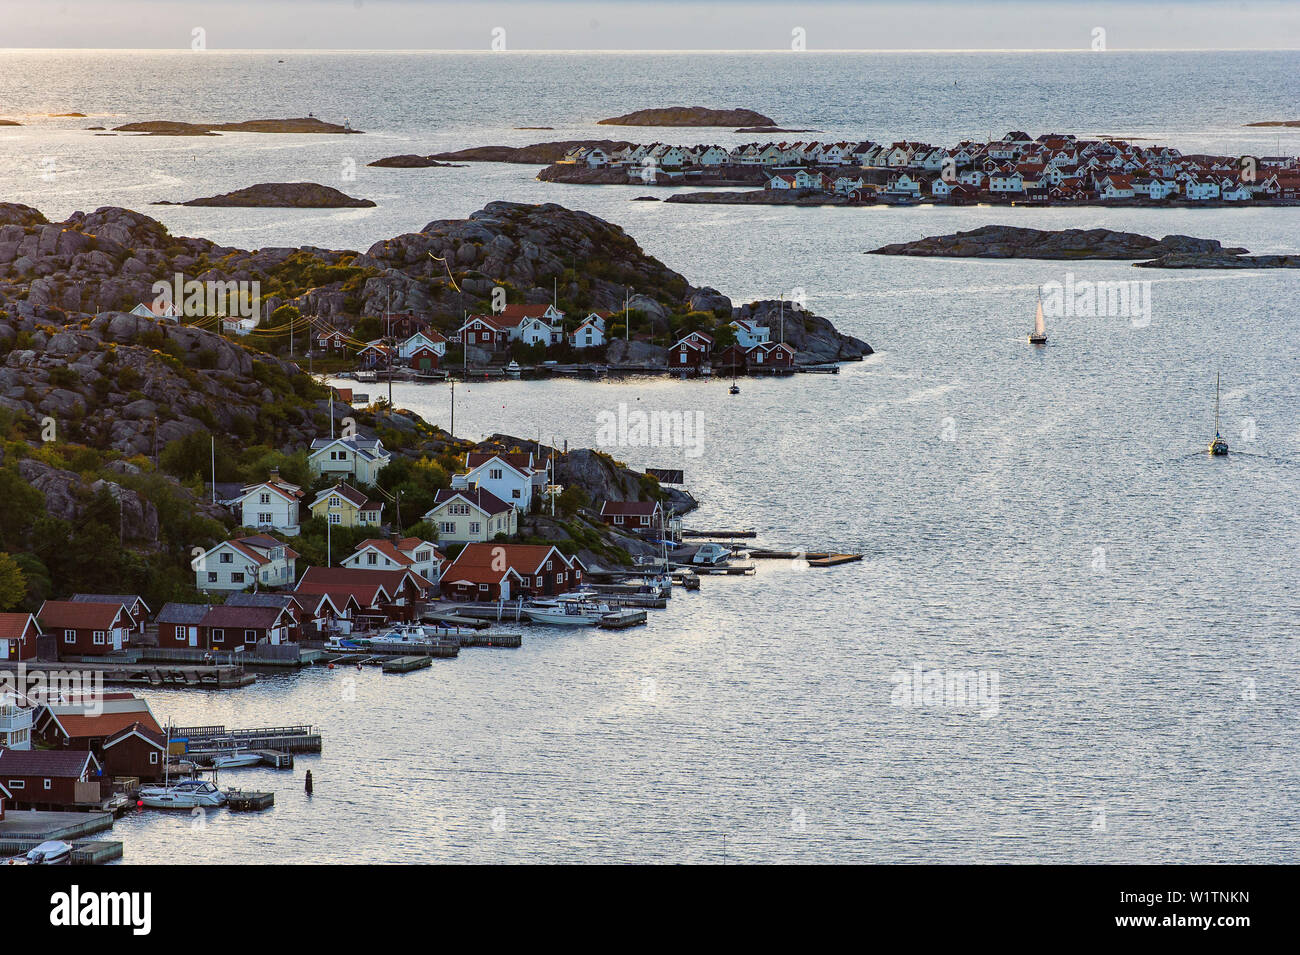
top-left (24, 841), bottom-right (72, 865)
top-left (523, 593), bottom-right (613, 626)
top-left (210, 751), bottom-right (261, 769)
top-left (1029, 296), bottom-right (1047, 344)
top-left (1208, 372), bottom-right (1229, 456)
top-left (138, 777), bottom-right (227, 809)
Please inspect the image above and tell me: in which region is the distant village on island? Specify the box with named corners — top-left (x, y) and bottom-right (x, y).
top-left (552, 130), bottom-right (1300, 204)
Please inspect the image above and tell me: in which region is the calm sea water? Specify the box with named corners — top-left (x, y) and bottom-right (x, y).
top-left (4, 51), bottom-right (1299, 863)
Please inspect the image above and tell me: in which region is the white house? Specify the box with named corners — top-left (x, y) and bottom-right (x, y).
top-left (452, 453), bottom-right (537, 512)
top-left (728, 320), bottom-right (770, 349)
top-left (516, 315), bottom-right (563, 347)
top-left (1099, 175), bottom-right (1135, 199)
top-left (130, 301), bottom-right (181, 322)
top-left (696, 145), bottom-right (730, 166)
top-left (193, 534), bottom-right (298, 593)
top-left (0, 692), bottom-right (34, 749)
top-left (424, 487), bottom-right (519, 545)
top-left (232, 471), bottom-right (303, 535)
top-left (989, 171), bottom-right (1025, 193)
top-left (570, 314), bottom-right (608, 349)
top-left (398, 330), bottom-right (447, 360)
top-left (308, 436), bottom-right (391, 485)
top-left (342, 537), bottom-right (444, 589)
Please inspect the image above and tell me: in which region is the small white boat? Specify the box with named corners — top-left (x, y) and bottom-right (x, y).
top-left (691, 542), bottom-right (732, 566)
top-left (523, 593), bottom-right (613, 626)
top-left (210, 751), bottom-right (261, 769)
top-left (505, 360), bottom-right (522, 378)
top-left (138, 777), bottom-right (227, 809)
top-left (1029, 297), bottom-right (1047, 344)
top-left (25, 840), bottom-right (72, 865)
top-left (1208, 372), bottom-right (1229, 456)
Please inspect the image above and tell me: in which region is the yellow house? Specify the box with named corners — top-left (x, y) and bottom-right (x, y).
top-left (309, 483), bottom-right (384, 528)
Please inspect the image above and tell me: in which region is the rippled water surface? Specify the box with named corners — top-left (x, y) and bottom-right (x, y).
top-left (3, 51), bottom-right (1298, 863)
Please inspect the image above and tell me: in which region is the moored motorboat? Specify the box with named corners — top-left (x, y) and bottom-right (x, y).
top-left (210, 751), bottom-right (261, 769)
top-left (523, 593), bottom-right (613, 626)
top-left (138, 777), bottom-right (227, 809)
top-left (24, 840), bottom-right (72, 865)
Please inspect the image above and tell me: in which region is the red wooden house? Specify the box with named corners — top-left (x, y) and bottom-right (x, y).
top-left (458, 315), bottom-right (510, 350)
top-left (225, 592), bottom-right (307, 642)
top-left (71, 594), bottom-right (151, 639)
top-left (0, 749), bottom-right (103, 811)
top-left (37, 600), bottom-right (132, 658)
top-left (671, 331), bottom-right (714, 370)
top-left (408, 345), bottom-right (441, 371)
top-left (714, 343), bottom-right (749, 373)
top-left (101, 722), bottom-right (168, 783)
top-left (199, 604), bottom-right (294, 649)
top-left (600, 500), bottom-right (664, 531)
top-left (36, 693), bottom-right (162, 753)
top-left (155, 602), bottom-right (212, 649)
top-left (440, 543), bottom-right (583, 601)
top-left (0, 612), bottom-right (41, 661)
top-left (295, 567), bottom-right (432, 623)
top-left (746, 341), bottom-right (796, 370)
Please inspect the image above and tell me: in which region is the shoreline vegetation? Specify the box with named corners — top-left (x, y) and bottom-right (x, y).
top-left (427, 129), bottom-right (1300, 210)
top-left (868, 225), bottom-right (1300, 268)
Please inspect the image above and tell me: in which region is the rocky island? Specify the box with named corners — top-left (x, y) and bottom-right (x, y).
top-left (111, 117), bottom-right (362, 136)
top-left (597, 106), bottom-right (777, 127)
top-left (870, 226), bottom-right (1238, 259)
top-left (430, 139), bottom-right (633, 164)
top-left (155, 182), bottom-right (376, 208)
top-left (869, 226), bottom-right (1299, 269)
top-left (367, 155), bottom-right (466, 168)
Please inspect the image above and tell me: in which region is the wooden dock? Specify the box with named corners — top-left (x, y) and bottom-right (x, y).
top-left (174, 724), bottom-right (322, 755)
top-left (682, 529), bottom-right (757, 539)
top-left (0, 659), bottom-right (253, 689)
top-left (421, 611), bottom-right (491, 630)
top-left (224, 790), bottom-right (275, 812)
top-left (255, 750), bottom-right (294, 769)
top-left (749, 549), bottom-right (864, 567)
top-left (383, 655), bottom-right (432, 673)
top-left (459, 631), bottom-right (522, 648)
top-left (600, 609), bottom-right (648, 629)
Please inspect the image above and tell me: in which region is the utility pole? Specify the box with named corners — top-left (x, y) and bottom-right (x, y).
top-left (449, 378), bottom-right (455, 441)
top-left (210, 434), bottom-right (216, 504)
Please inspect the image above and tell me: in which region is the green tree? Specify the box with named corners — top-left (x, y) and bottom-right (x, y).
top-left (0, 551), bottom-right (26, 610)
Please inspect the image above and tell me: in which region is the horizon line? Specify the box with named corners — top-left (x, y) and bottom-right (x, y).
top-left (2, 47), bottom-right (1298, 54)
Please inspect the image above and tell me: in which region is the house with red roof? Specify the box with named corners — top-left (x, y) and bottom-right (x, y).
top-left (600, 500), bottom-right (664, 531)
top-left (37, 600), bottom-right (132, 657)
top-left (671, 330), bottom-right (714, 371)
top-left (69, 594), bottom-right (150, 639)
top-left (35, 693), bottom-right (162, 753)
top-left (342, 537), bottom-right (445, 589)
top-left (439, 543), bottom-right (584, 602)
top-left (0, 612), bottom-right (40, 661)
top-left (296, 566), bottom-right (432, 623)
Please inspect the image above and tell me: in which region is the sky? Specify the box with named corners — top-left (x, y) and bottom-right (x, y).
top-left (0, 1), bottom-right (1297, 51)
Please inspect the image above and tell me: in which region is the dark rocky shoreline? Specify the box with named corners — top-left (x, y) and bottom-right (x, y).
top-left (597, 106), bottom-right (776, 127)
top-left (154, 182), bottom-right (376, 208)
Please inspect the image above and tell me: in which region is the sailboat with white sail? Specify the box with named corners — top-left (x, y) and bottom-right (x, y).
top-left (1029, 295), bottom-right (1047, 344)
